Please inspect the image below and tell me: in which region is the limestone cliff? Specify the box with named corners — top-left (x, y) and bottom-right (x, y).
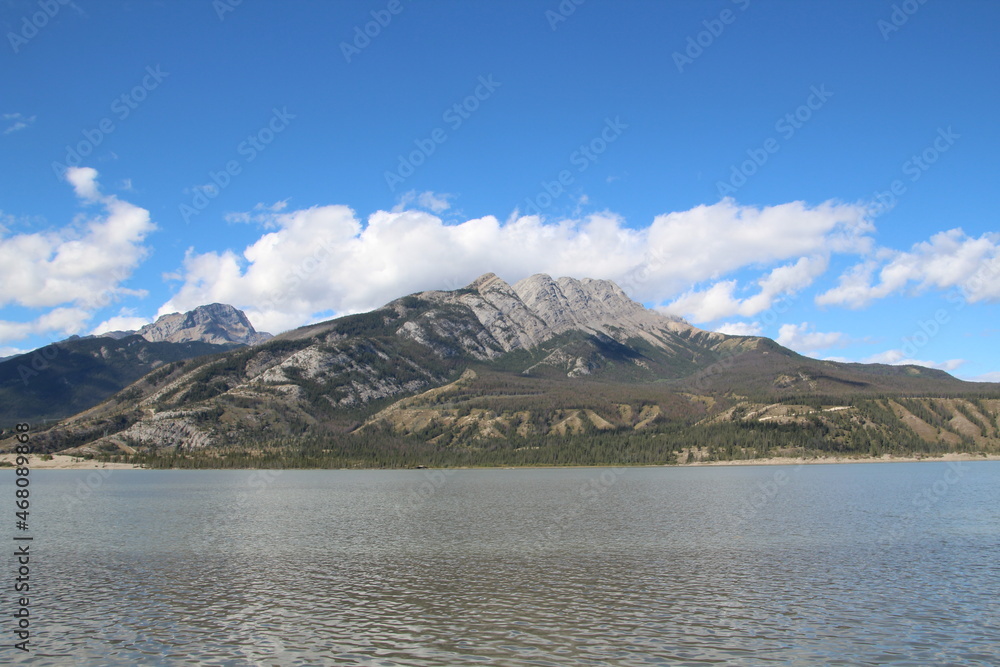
top-left (137, 304), bottom-right (272, 345)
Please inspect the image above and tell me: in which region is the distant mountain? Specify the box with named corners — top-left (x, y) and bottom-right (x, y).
top-left (0, 304), bottom-right (270, 425)
top-left (104, 303), bottom-right (273, 345)
top-left (10, 274), bottom-right (1000, 466)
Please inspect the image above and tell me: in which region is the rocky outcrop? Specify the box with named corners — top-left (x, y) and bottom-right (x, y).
top-left (454, 273), bottom-right (551, 351)
top-left (138, 304), bottom-right (272, 345)
top-left (446, 273), bottom-right (698, 353)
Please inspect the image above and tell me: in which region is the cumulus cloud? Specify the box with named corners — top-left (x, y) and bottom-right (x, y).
top-left (0, 307), bottom-right (92, 344)
top-left (817, 229), bottom-right (1000, 308)
top-left (0, 168), bottom-right (155, 344)
top-left (713, 321), bottom-right (763, 336)
top-left (91, 313), bottom-right (152, 335)
top-left (663, 255), bottom-right (828, 322)
top-left (65, 166), bottom-right (101, 201)
top-left (863, 349), bottom-right (964, 372)
top-left (776, 322), bottom-right (851, 353)
top-left (159, 198), bottom-right (873, 334)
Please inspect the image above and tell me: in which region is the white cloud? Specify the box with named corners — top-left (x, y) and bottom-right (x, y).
top-left (817, 229), bottom-right (1000, 308)
top-left (863, 349), bottom-right (964, 372)
top-left (66, 166), bottom-right (100, 201)
top-left (662, 280), bottom-right (742, 322)
top-left (392, 190), bottom-right (454, 214)
top-left (969, 371), bottom-right (1000, 383)
top-left (0, 168), bottom-right (155, 344)
top-left (713, 321), bottom-right (762, 336)
top-left (159, 198), bottom-right (873, 334)
top-left (91, 314), bottom-right (152, 335)
top-left (0, 320), bottom-right (32, 342)
top-left (2, 112), bottom-right (36, 135)
top-left (0, 307), bottom-right (92, 345)
top-left (225, 200), bottom-right (290, 227)
top-left (776, 322), bottom-right (851, 353)
top-left (638, 199), bottom-right (872, 297)
top-left (663, 255), bottom-right (829, 322)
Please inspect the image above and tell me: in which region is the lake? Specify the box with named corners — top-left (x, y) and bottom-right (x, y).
top-left (2, 462), bottom-right (999, 665)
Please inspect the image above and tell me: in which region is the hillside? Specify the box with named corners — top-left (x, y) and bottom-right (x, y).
top-left (6, 273), bottom-right (998, 467)
top-left (0, 304), bottom-right (270, 425)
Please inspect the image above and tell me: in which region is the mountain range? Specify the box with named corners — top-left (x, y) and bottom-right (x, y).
top-left (5, 274), bottom-right (999, 466)
top-left (0, 304), bottom-right (270, 425)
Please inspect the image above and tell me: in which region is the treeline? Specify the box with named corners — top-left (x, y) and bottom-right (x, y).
top-left (118, 402), bottom-right (996, 470)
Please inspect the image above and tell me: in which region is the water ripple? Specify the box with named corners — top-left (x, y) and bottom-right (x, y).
top-left (4, 463), bottom-right (999, 665)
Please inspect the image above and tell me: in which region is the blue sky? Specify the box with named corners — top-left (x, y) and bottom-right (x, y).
top-left (1, 0), bottom-right (998, 380)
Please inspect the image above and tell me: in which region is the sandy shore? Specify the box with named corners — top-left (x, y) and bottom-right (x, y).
top-left (0, 453), bottom-right (144, 470)
top-left (1, 452), bottom-right (997, 470)
top-left (680, 452), bottom-right (1000, 467)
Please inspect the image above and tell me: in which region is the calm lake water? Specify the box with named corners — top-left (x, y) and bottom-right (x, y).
top-left (2, 462), bottom-right (999, 666)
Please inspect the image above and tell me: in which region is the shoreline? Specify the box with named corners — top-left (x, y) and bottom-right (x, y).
top-left (1, 451), bottom-right (998, 471)
top-left (0, 453), bottom-right (146, 470)
top-left (677, 452), bottom-right (1000, 467)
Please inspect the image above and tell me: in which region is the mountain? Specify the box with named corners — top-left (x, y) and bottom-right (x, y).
top-left (0, 304), bottom-right (271, 425)
top-left (106, 303), bottom-right (273, 345)
top-left (8, 273), bottom-right (999, 466)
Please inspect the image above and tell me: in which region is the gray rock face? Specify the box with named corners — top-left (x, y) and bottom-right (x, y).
top-left (443, 273), bottom-right (699, 353)
top-left (137, 304), bottom-right (272, 346)
top-left (456, 273), bottom-right (551, 351)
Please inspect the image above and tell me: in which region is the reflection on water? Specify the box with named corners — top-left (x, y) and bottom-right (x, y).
top-left (4, 463), bottom-right (999, 665)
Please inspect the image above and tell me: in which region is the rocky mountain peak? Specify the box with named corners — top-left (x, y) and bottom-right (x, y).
top-left (466, 273), bottom-right (526, 304)
top-left (512, 273), bottom-right (654, 334)
top-left (442, 272), bottom-right (698, 356)
top-left (137, 304), bottom-right (272, 345)
top-left (467, 272), bottom-right (506, 292)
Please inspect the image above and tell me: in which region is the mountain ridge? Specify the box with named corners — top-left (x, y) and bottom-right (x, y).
top-left (6, 273), bottom-right (998, 466)
top-left (0, 303), bottom-right (271, 425)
